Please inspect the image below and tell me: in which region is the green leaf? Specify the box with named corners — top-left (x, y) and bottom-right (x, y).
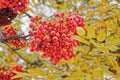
top-left (97, 29), bottom-right (106, 42)
top-left (73, 35), bottom-right (90, 45)
top-left (76, 27), bottom-right (86, 36)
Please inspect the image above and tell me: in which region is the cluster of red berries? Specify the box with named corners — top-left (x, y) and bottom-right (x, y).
top-left (2, 25), bottom-right (27, 48)
top-left (0, 0), bottom-right (28, 13)
top-left (0, 0), bottom-right (28, 26)
top-left (9, 65), bottom-right (23, 80)
top-left (0, 8), bottom-right (17, 26)
top-left (0, 70), bottom-right (9, 80)
top-left (29, 12), bottom-right (85, 64)
top-left (0, 65), bottom-right (24, 80)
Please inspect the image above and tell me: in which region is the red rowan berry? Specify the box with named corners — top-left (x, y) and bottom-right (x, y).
top-left (30, 16), bottom-right (39, 22)
top-left (52, 36), bottom-right (58, 42)
top-left (0, 0), bottom-right (28, 26)
top-left (36, 38), bottom-right (41, 44)
top-left (29, 23), bottom-right (36, 28)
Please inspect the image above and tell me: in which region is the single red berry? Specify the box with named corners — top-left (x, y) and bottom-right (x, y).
top-left (52, 36), bottom-right (58, 42)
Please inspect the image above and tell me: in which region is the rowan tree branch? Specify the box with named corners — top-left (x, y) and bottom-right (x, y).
top-left (0, 30), bottom-right (43, 66)
top-left (3, 34), bottom-right (32, 41)
top-left (24, 12), bottom-right (32, 18)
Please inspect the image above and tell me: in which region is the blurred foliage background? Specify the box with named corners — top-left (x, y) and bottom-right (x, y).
top-left (0, 0), bottom-right (120, 80)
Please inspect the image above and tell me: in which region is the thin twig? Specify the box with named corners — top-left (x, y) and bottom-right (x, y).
top-left (24, 12), bottom-right (32, 18)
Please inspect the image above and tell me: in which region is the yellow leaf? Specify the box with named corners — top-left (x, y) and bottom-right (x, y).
top-left (107, 45), bottom-right (118, 52)
top-left (12, 71), bottom-right (30, 79)
top-left (89, 39), bottom-right (120, 72)
top-left (100, 47), bottom-right (120, 72)
top-left (87, 10), bottom-right (95, 18)
top-left (27, 7), bottom-right (34, 13)
top-left (74, 45), bottom-right (91, 55)
top-left (97, 29), bottom-right (106, 42)
top-left (116, 75), bottom-right (120, 80)
top-left (74, 54), bottom-right (81, 66)
top-left (89, 39), bottom-right (98, 47)
top-left (0, 61), bottom-right (5, 69)
top-left (18, 13), bottom-right (24, 18)
top-left (100, 65), bottom-right (114, 75)
top-left (86, 24), bottom-right (96, 39)
top-left (27, 68), bottom-right (47, 76)
top-left (73, 35), bottom-right (90, 45)
top-left (76, 27), bottom-right (86, 36)
top-left (48, 74), bottom-right (59, 80)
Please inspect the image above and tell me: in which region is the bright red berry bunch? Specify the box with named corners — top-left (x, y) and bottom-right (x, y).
top-left (28, 12), bottom-right (85, 64)
top-left (30, 16), bottom-right (39, 23)
top-left (2, 25), bottom-right (27, 48)
top-left (0, 0), bottom-right (28, 13)
top-left (0, 70), bottom-right (9, 80)
top-left (0, 65), bottom-right (24, 80)
top-left (0, 0), bottom-right (28, 26)
top-left (9, 65), bottom-right (24, 80)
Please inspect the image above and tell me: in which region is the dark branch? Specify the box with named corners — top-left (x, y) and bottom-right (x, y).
top-left (0, 30), bottom-right (43, 66)
top-left (24, 12), bottom-right (32, 18)
top-left (2, 34), bottom-right (32, 41)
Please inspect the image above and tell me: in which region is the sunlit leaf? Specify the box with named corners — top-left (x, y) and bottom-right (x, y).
top-left (76, 27), bottom-right (86, 36)
top-left (97, 29), bottom-right (106, 42)
top-left (74, 54), bottom-right (81, 66)
top-left (73, 35), bottom-right (90, 45)
top-left (107, 45), bottom-right (118, 52)
top-left (86, 24), bottom-right (96, 39)
top-left (12, 71), bottom-right (30, 79)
